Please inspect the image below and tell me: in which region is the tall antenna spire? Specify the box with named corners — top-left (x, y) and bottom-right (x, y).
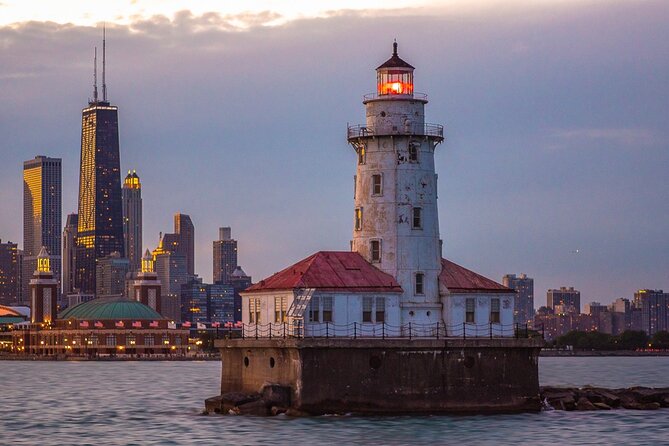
top-left (102, 23), bottom-right (107, 102)
top-left (93, 46), bottom-right (98, 103)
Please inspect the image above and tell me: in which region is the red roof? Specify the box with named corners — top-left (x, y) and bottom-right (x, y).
top-left (439, 258), bottom-right (514, 294)
top-left (245, 251), bottom-right (402, 293)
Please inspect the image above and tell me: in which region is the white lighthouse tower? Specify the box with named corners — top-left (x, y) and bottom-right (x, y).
top-left (348, 42), bottom-right (444, 326)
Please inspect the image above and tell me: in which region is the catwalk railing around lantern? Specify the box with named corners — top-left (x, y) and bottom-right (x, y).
top-left (347, 123), bottom-right (444, 141)
top-left (238, 321), bottom-right (544, 340)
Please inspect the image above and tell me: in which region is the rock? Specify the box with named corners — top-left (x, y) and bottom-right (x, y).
top-left (261, 384), bottom-right (291, 407)
top-left (622, 402), bottom-right (661, 410)
top-left (593, 402), bottom-right (611, 410)
top-left (541, 387), bottom-right (577, 411)
top-left (236, 399), bottom-right (270, 416)
top-left (204, 395), bottom-right (223, 414)
top-left (271, 406), bottom-right (288, 416)
top-left (576, 397), bottom-right (597, 411)
top-left (220, 392), bottom-right (261, 412)
top-left (285, 408), bottom-right (310, 417)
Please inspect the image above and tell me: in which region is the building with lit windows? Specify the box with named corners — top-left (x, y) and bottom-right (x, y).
top-left (95, 252), bottom-right (130, 297)
top-left (213, 227), bottom-right (237, 284)
top-left (162, 214), bottom-right (195, 277)
top-left (547, 287), bottom-right (581, 314)
top-left (503, 273), bottom-right (535, 326)
top-left (62, 213), bottom-right (78, 298)
top-left (75, 39), bottom-right (124, 294)
top-left (181, 277), bottom-right (235, 325)
top-left (122, 171), bottom-right (143, 272)
top-left (0, 240), bottom-right (21, 305)
top-left (153, 237), bottom-right (189, 322)
top-left (23, 156), bottom-right (62, 305)
top-left (635, 289), bottom-right (669, 336)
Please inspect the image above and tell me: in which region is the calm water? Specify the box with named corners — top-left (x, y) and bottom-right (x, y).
top-left (2, 357), bottom-right (669, 445)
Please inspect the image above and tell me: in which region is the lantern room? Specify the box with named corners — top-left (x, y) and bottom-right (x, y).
top-left (376, 41), bottom-right (414, 96)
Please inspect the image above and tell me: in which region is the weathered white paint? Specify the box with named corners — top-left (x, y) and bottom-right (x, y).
top-left (441, 293), bottom-right (516, 337)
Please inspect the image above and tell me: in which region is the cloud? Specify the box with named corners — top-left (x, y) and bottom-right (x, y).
top-left (548, 127), bottom-right (662, 149)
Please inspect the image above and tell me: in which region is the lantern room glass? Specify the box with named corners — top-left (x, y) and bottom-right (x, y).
top-left (377, 70), bottom-right (413, 96)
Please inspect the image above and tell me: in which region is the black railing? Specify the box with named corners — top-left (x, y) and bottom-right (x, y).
top-left (347, 123), bottom-right (444, 140)
top-left (238, 322), bottom-right (544, 340)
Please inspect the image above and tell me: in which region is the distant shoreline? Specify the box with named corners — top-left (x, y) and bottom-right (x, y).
top-left (0, 354), bottom-right (220, 361)
top-left (540, 350), bottom-right (669, 357)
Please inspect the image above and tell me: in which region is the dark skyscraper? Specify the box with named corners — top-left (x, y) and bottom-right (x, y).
top-left (75, 34), bottom-right (124, 294)
top-left (213, 227), bottom-right (237, 284)
top-left (162, 213), bottom-right (195, 276)
top-left (122, 170), bottom-right (142, 272)
top-left (503, 273), bottom-right (535, 325)
top-left (0, 240), bottom-right (21, 305)
top-left (23, 156), bottom-right (62, 304)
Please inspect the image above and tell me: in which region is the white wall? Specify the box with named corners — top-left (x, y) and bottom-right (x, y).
top-left (441, 293), bottom-right (515, 337)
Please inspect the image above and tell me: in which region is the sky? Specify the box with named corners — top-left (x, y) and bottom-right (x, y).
top-left (1, 0), bottom-right (667, 307)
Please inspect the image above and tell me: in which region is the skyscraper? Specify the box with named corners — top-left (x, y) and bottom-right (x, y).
top-left (23, 156), bottom-right (62, 304)
top-left (75, 35), bottom-right (124, 294)
top-left (635, 289), bottom-right (669, 336)
top-left (213, 227), bottom-right (237, 284)
top-left (547, 287), bottom-right (581, 314)
top-left (122, 170), bottom-right (142, 272)
top-left (62, 213), bottom-right (78, 297)
top-left (502, 273), bottom-right (535, 325)
top-left (0, 240), bottom-right (21, 305)
top-left (95, 252), bottom-right (130, 297)
top-left (162, 213), bottom-right (195, 276)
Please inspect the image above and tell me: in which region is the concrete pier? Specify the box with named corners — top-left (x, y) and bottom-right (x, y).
top-left (211, 337), bottom-right (544, 414)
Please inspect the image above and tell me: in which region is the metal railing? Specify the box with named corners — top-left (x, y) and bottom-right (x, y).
top-left (347, 123), bottom-right (444, 140)
top-left (362, 92), bottom-right (428, 101)
top-left (238, 322), bottom-right (543, 340)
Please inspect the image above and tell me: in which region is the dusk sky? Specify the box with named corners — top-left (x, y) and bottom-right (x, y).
top-left (1, 0), bottom-right (667, 307)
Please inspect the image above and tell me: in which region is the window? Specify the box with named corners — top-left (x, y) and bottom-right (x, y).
top-left (372, 174), bottom-right (382, 195)
top-left (322, 296), bottom-right (333, 323)
top-left (408, 142), bottom-right (419, 162)
top-left (375, 297), bottom-right (386, 323)
top-left (358, 144), bottom-right (366, 165)
top-left (309, 296), bottom-right (320, 322)
top-left (490, 298), bottom-right (500, 323)
top-left (412, 207), bottom-right (422, 229)
top-left (148, 289), bottom-right (157, 310)
top-left (274, 296), bottom-right (287, 323)
top-left (126, 334), bottom-right (136, 346)
top-left (106, 335), bottom-right (116, 346)
top-left (355, 208), bottom-right (363, 231)
top-left (249, 298), bottom-right (261, 323)
top-left (415, 273), bottom-right (424, 295)
top-left (466, 298), bottom-right (476, 323)
top-left (362, 296), bottom-right (373, 323)
top-left (370, 240), bottom-right (381, 263)
top-left (145, 335), bottom-right (155, 346)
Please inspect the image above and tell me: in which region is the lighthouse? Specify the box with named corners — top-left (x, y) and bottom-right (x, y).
top-left (348, 42), bottom-right (444, 326)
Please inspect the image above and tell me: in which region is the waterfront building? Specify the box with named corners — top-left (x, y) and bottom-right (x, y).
top-left (95, 252), bottom-right (130, 297)
top-left (62, 214), bottom-right (78, 297)
top-left (547, 287), bottom-right (581, 314)
top-left (229, 266), bottom-right (252, 322)
top-left (0, 240), bottom-right (21, 305)
top-left (211, 44), bottom-right (541, 415)
top-left (29, 246), bottom-right (58, 324)
top-left (75, 37), bottom-right (124, 294)
top-left (162, 214), bottom-right (195, 276)
top-left (122, 171), bottom-right (142, 272)
top-left (502, 273), bottom-right (535, 326)
top-left (181, 277), bottom-right (235, 325)
top-left (634, 289), bottom-right (669, 336)
top-left (11, 298), bottom-right (188, 356)
top-left (213, 227), bottom-right (237, 284)
top-left (23, 156), bottom-right (62, 305)
top-left (132, 250), bottom-right (161, 314)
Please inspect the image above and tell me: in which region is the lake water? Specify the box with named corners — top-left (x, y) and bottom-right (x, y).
top-left (2, 357), bottom-right (668, 445)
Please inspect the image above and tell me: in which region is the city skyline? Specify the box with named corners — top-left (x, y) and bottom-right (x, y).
top-left (0, 0), bottom-right (667, 307)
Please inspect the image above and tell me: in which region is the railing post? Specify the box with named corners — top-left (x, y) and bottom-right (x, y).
top-left (269, 323), bottom-right (272, 339)
top-left (255, 323), bottom-right (258, 340)
top-left (326, 321), bottom-right (329, 339)
top-left (283, 322), bottom-right (286, 339)
top-left (353, 322), bottom-right (357, 339)
top-left (463, 322), bottom-right (466, 340)
top-left (525, 323), bottom-right (528, 339)
top-left (515, 323), bottom-right (518, 339)
top-left (436, 321), bottom-right (440, 340)
top-left (242, 324), bottom-right (245, 340)
top-left (489, 321), bottom-right (493, 339)
top-left (382, 322), bottom-right (385, 340)
top-left (409, 322), bottom-right (412, 340)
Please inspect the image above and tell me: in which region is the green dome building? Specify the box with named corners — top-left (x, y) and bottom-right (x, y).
top-left (59, 298), bottom-right (164, 321)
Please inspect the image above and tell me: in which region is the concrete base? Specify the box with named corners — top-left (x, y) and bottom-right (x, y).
top-left (212, 337), bottom-right (543, 414)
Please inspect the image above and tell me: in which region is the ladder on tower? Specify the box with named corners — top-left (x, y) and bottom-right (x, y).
top-left (287, 288), bottom-right (315, 337)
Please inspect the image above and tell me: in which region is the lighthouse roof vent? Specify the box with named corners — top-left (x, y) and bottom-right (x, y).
top-left (377, 41), bottom-right (414, 70)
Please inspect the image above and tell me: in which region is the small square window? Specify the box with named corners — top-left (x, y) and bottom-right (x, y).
top-left (412, 207), bottom-right (422, 229)
top-left (415, 273), bottom-right (424, 295)
top-left (370, 240), bottom-right (381, 263)
top-left (372, 174), bottom-right (382, 195)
